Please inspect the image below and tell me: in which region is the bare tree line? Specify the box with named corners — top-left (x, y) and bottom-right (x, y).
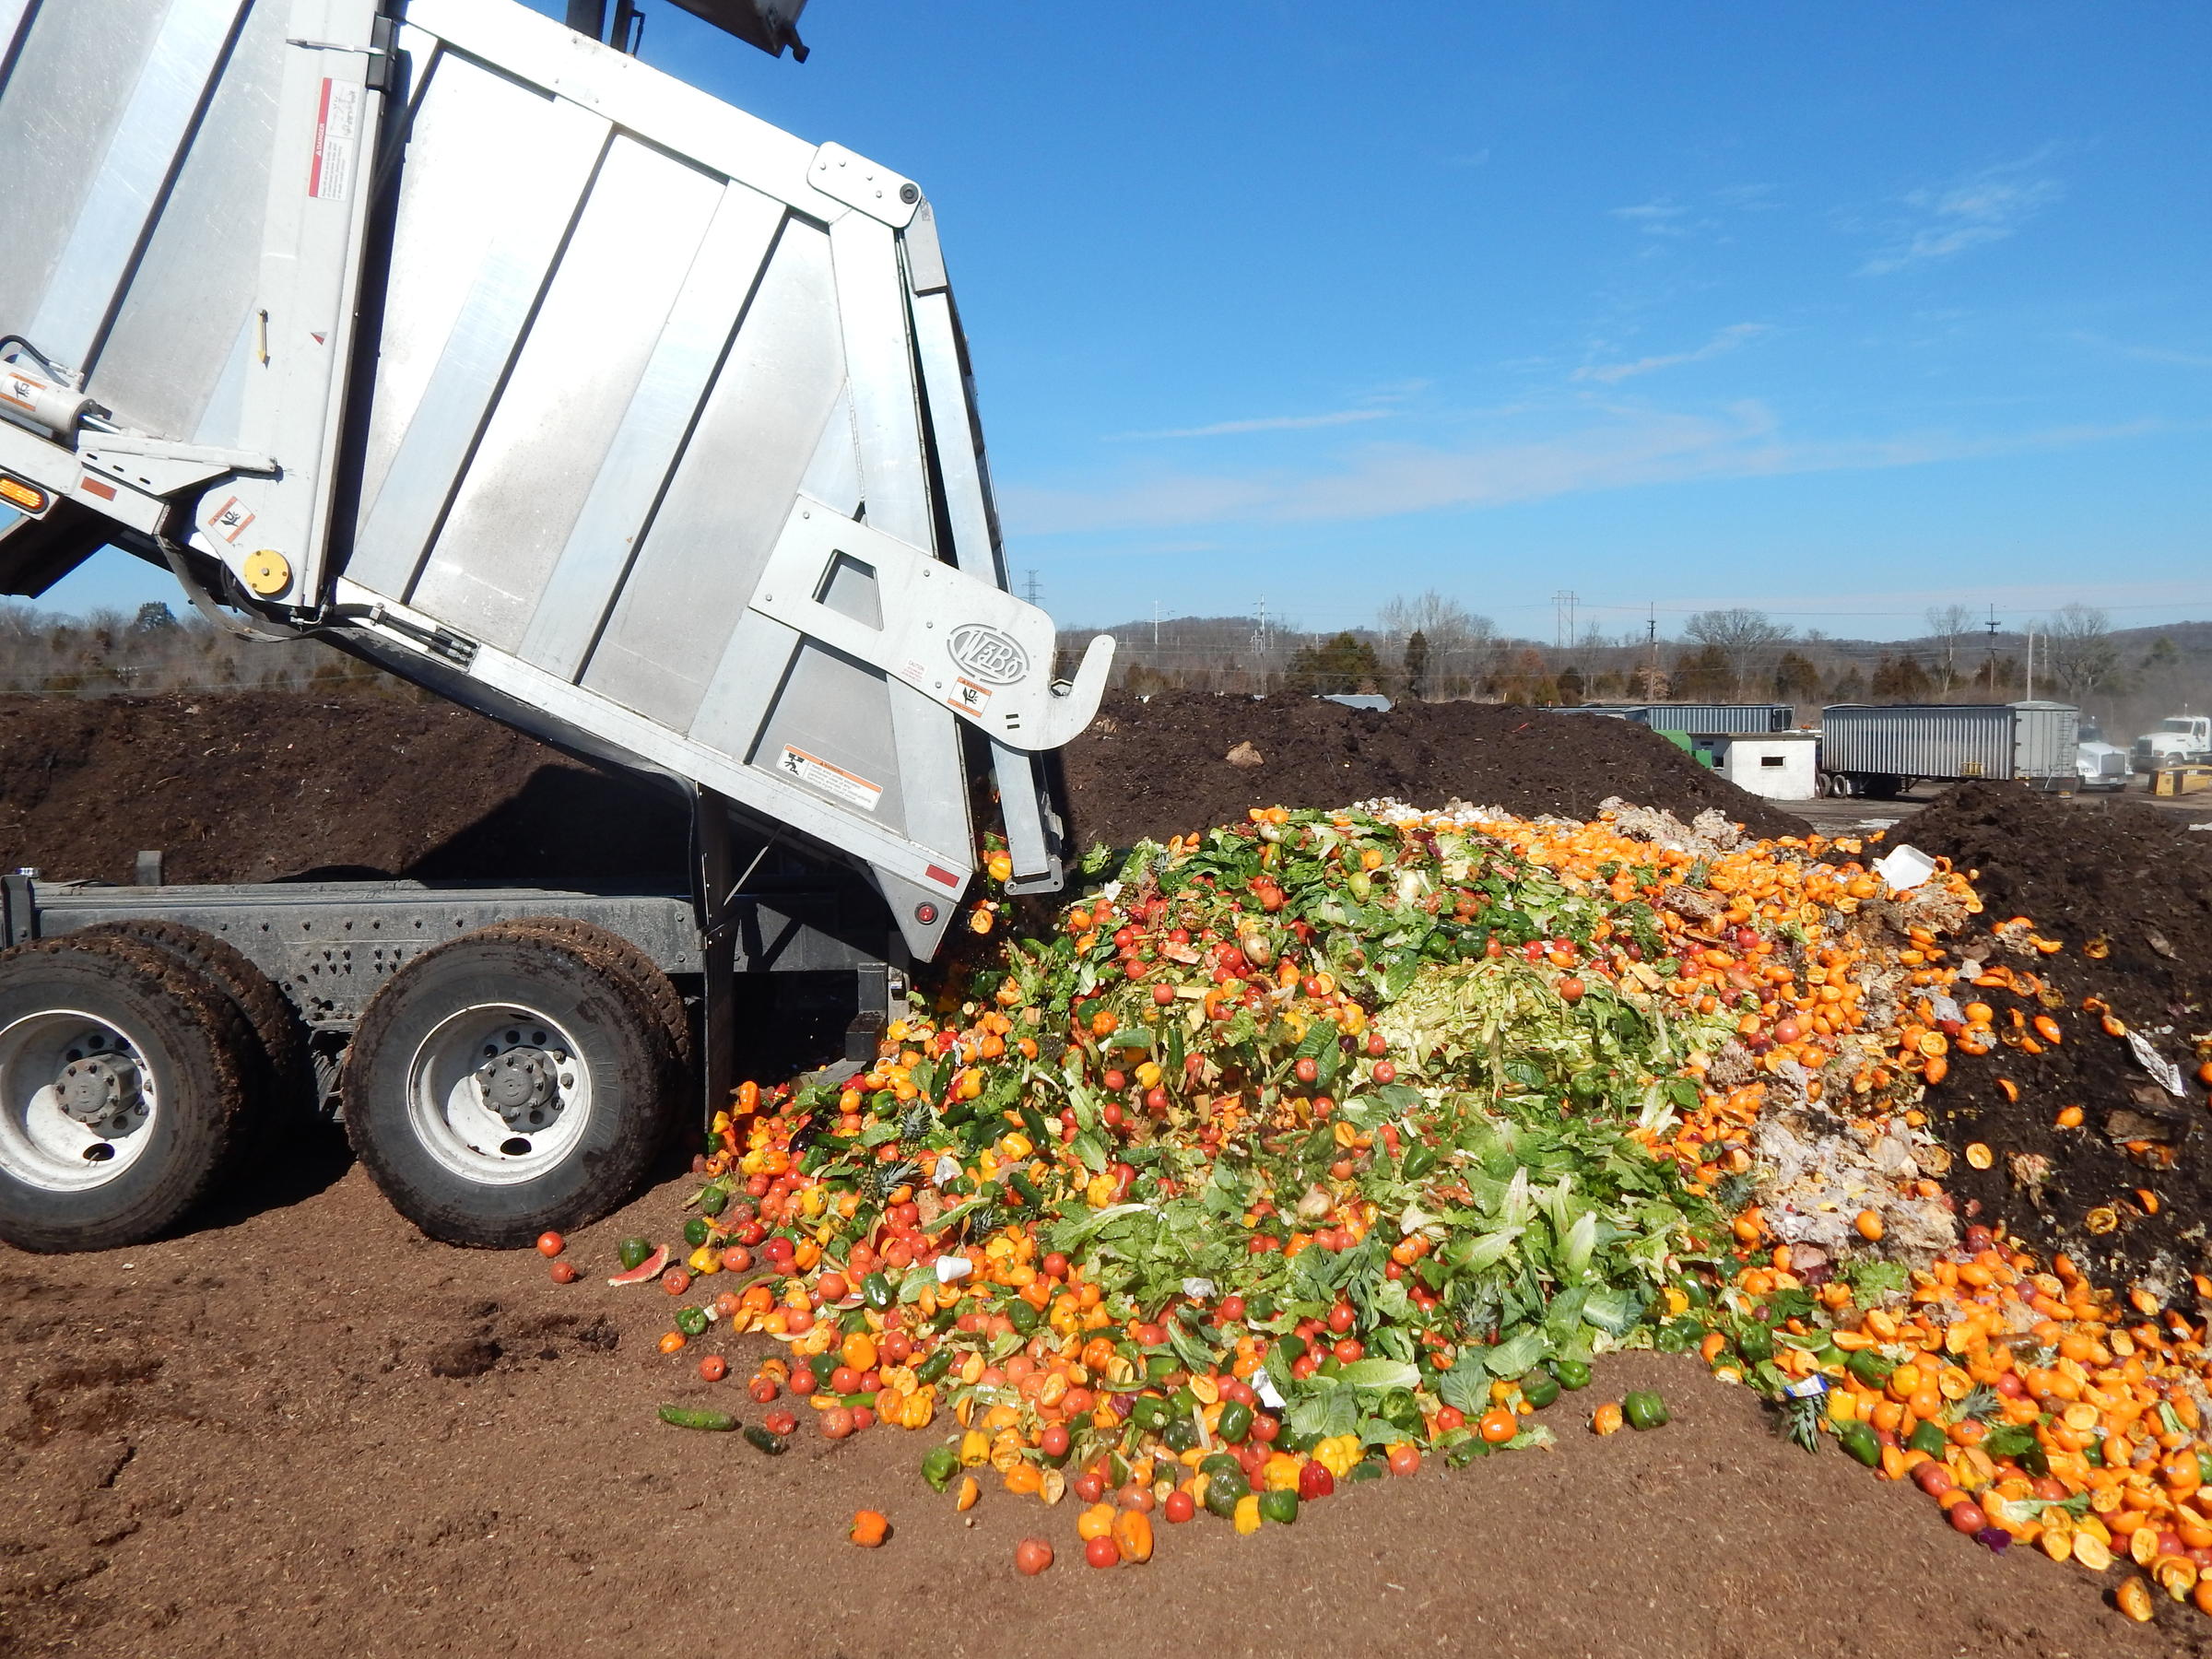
top-left (1077, 595), bottom-right (2208, 734)
top-left (0, 601), bottom-right (405, 698)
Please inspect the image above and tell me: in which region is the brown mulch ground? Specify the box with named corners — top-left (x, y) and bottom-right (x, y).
top-left (0, 691), bottom-right (688, 888)
top-left (5, 695), bottom-right (2207, 1655)
top-left (1902, 784), bottom-right (2212, 1303)
top-left (0, 691), bottom-right (1805, 890)
top-left (3, 1152), bottom-right (2192, 1659)
top-left (1060, 693), bottom-right (1809, 849)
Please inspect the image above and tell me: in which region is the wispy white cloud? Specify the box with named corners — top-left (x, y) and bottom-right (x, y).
top-left (1573, 322), bottom-right (1773, 385)
top-left (2072, 332), bottom-right (2212, 370)
top-left (1859, 155), bottom-right (2064, 276)
top-left (1005, 406), bottom-right (2159, 537)
top-left (1108, 407), bottom-right (1394, 441)
top-left (1610, 198), bottom-right (1690, 236)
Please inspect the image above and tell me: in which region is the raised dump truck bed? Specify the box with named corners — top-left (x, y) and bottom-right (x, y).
top-left (0, 0), bottom-right (1110, 1252)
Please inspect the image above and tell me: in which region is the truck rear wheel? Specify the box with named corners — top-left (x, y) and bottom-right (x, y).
top-left (343, 927), bottom-right (682, 1247)
top-left (0, 935), bottom-right (253, 1252)
top-left (69, 920), bottom-right (312, 1132)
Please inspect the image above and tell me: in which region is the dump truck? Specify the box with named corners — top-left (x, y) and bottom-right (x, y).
top-left (1816, 702), bottom-right (2077, 799)
top-left (0, 0), bottom-right (1112, 1253)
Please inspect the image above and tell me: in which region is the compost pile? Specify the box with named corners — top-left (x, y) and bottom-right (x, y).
top-left (1901, 784), bottom-right (2212, 1305)
top-left (616, 797), bottom-right (2212, 1622)
top-left (1059, 693), bottom-right (1808, 849)
top-left (0, 690), bottom-right (688, 887)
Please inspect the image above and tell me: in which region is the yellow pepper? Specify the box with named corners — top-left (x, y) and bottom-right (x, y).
top-left (1264, 1453), bottom-right (1301, 1491)
top-left (1314, 1435), bottom-right (1361, 1478)
top-left (687, 1245), bottom-right (721, 1276)
top-left (959, 1430), bottom-right (991, 1467)
top-left (1233, 1494), bottom-right (1263, 1535)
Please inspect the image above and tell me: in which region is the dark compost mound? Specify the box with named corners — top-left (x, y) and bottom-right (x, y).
top-left (1904, 782), bottom-right (2212, 1300)
top-left (0, 691), bottom-right (688, 887)
top-left (1058, 693), bottom-right (1810, 850)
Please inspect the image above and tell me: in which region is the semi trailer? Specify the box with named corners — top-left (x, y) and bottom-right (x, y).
top-left (1816, 702), bottom-right (2078, 799)
top-left (0, 0), bottom-right (1112, 1253)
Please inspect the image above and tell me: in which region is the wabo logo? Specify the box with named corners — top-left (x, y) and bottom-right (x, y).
top-left (947, 623), bottom-right (1028, 686)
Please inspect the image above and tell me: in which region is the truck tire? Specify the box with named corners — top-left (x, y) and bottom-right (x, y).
top-left (0, 935), bottom-right (253, 1252)
top-left (489, 917), bottom-right (693, 1070)
top-left (342, 927), bottom-right (681, 1247)
top-left (68, 920), bottom-right (312, 1133)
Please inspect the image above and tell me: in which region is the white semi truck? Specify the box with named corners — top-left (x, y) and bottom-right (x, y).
top-left (2132, 715), bottom-right (2212, 774)
top-left (0, 0), bottom-right (1112, 1252)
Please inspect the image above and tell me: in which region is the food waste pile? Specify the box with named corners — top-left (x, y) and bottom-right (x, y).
top-left (578, 797), bottom-right (2212, 1621)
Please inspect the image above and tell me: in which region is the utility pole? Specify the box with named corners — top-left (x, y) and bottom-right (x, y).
top-left (1645, 606), bottom-right (1659, 699)
top-left (1151, 601), bottom-right (1160, 652)
top-left (2024, 626), bottom-right (2035, 701)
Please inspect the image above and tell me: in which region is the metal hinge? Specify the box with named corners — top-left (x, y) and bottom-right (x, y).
top-left (287, 17), bottom-right (397, 90)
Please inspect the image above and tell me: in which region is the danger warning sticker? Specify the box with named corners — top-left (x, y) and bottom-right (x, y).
top-left (309, 78), bottom-right (361, 203)
top-left (776, 745), bottom-right (883, 813)
top-left (944, 677), bottom-right (994, 718)
top-left (205, 495), bottom-right (255, 544)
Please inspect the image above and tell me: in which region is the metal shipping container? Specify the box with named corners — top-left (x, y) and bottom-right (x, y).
top-left (1818, 702), bottom-right (2078, 788)
top-left (1550, 704), bottom-right (1792, 734)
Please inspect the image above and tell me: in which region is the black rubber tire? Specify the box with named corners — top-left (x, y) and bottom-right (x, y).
top-left (68, 921), bottom-right (312, 1133)
top-left (0, 935), bottom-right (254, 1253)
top-left (342, 926), bottom-right (680, 1248)
top-left (490, 917), bottom-right (693, 1072)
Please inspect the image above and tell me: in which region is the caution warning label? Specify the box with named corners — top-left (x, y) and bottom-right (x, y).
top-left (775, 745), bottom-right (883, 813)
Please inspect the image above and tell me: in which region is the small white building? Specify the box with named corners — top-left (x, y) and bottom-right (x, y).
top-left (1688, 731), bottom-right (1821, 801)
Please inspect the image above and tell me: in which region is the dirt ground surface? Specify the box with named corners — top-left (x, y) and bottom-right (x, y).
top-left (0, 690), bottom-right (1806, 890)
top-left (4, 1145), bottom-right (2199, 1659)
top-left (7, 694), bottom-right (2212, 1654)
top-left (1900, 784), bottom-right (2212, 1306)
top-left (1060, 692), bottom-right (1810, 848)
top-left (0, 691), bottom-right (688, 888)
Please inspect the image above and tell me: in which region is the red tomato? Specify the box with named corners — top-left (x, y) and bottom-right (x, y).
top-left (1101, 1069), bottom-right (1127, 1092)
top-left (820, 1407), bottom-right (855, 1440)
top-left (790, 1366), bottom-right (818, 1394)
top-left (1294, 1057), bottom-right (1319, 1086)
top-left (1332, 1337), bottom-right (1365, 1364)
top-left (1371, 1061), bottom-right (1397, 1085)
top-left (1387, 1444), bottom-right (1420, 1477)
top-left (535, 1231), bottom-right (564, 1258)
top-left (1433, 1406), bottom-right (1465, 1432)
top-left (748, 1378), bottom-right (778, 1404)
top-left (719, 1245), bottom-right (752, 1273)
top-left (1151, 983), bottom-right (1176, 1006)
top-left (850, 1407), bottom-right (875, 1430)
top-left (1039, 1423), bottom-right (1071, 1464)
top-left (763, 1410), bottom-right (798, 1436)
top-left (1163, 1490), bottom-right (1195, 1524)
top-left (1252, 1413), bottom-right (1279, 1443)
top-left (697, 1354), bottom-right (727, 1383)
top-left (548, 1261), bottom-right (580, 1284)
top-left (661, 1267), bottom-right (691, 1296)
top-left (817, 1272), bottom-right (849, 1303)
top-left (1364, 1032), bottom-right (1387, 1058)
top-left (1117, 1482), bottom-right (1155, 1513)
top-left (1016, 1537), bottom-right (1053, 1575)
top-left (1084, 1535), bottom-right (1120, 1569)
top-left (1073, 1469), bottom-right (1107, 1504)
top-left (1948, 1502), bottom-right (1987, 1535)
top-left (1327, 1301), bottom-right (1356, 1335)
top-left (879, 1331), bottom-right (913, 1365)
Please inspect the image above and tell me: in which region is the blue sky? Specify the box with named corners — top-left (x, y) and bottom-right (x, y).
top-left (40, 0), bottom-right (2212, 642)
